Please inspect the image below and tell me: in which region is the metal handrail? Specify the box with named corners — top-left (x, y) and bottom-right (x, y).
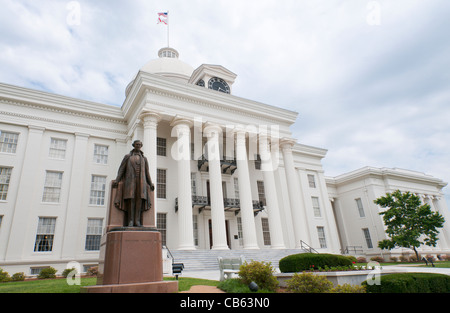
top-left (163, 245), bottom-right (175, 264)
top-left (300, 240), bottom-right (319, 254)
top-left (342, 246), bottom-right (363, 255)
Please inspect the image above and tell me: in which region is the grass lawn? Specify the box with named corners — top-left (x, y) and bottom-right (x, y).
top-left (0, 277), bottom-right (98, 293)
top-left (165, 276), bottom-right (219, 292)
top-left (0, 276), bottom-right (219, 293)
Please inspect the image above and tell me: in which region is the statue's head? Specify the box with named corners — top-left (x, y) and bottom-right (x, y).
top-left (132, 140), bottom-right (143, 150)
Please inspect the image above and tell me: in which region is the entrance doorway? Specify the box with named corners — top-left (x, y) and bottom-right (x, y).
top-left (208, 219), bottom-right (231, 249)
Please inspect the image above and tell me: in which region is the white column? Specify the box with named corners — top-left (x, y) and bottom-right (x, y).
top-left (140, 111), bottom-right (161, 225)
top-left (234, 128), bottom-right (259, 249)
top-left (316, 170), bottom-right (341, 253)
top-left (432, 197), bottom-right (450, 250)
top-left (61, 132), bottom-right (89, 259)
top-left (5, 126), bottom-right (45, 261)
top-left (280, 138), bottom-right (310, 247)
top-left (204, 123), bottom-right (229, 250)
top-left (171, 117), bottom-right (196, 250)
top-left (259, 134), bottom-right (285, 249)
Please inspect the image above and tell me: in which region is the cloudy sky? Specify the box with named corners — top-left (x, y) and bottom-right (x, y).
top-left (1, 1), bottom-right (450, 205)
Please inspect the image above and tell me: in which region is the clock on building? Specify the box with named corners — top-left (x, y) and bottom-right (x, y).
top-left (208, 77), bottom-right (230, 94)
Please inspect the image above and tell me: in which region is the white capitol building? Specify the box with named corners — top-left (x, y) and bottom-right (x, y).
top-left (1, 47), bottom-right (449, 275)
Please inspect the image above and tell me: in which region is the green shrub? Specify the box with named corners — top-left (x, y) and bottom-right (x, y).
top-left (86, 266), bottom-right (99, 276)
top-left (218, 278), bottom-right (253, 293)
top-left (279, 253), bottom-right (353, 273)
top-left (370, 256), bottom-right (384, 263)
top-left (331, 283), bottom-right (366, 293)
top-left (11, 272), bottom-right (25, 281)
top-left (356, 257), bottom-right (367, 263)
top-left (0, 268), bottom-right (11, 282)
top-left (62, 267), bottom-right (78, 278)
top-left (286, 272), bottom-right (333, 293)
top-left (238, 260), bottom-right (279, 292)
top-left (363, 273), bottom-right (450, 293)
top-left (38, 267), bottom-right (57, 279)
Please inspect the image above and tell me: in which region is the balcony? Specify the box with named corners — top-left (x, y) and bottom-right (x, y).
top-left (175, 196), bottom-right (264, 216)
top-left (197, 155), bottom-right (237, 175)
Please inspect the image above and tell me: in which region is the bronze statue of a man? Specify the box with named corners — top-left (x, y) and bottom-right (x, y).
top-left (113, 140), bottom-right (155, 227)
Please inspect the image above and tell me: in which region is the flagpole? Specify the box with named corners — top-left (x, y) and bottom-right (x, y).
top-left (167, 11), bottom-right (170, 47)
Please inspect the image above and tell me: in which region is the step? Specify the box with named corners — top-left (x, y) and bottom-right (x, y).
top-left (167, 249), bottom-right (304, 272)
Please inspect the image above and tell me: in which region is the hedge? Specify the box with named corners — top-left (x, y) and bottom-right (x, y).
top-left (279, 253), bottom-right (353, 273)
top-left (363, 273), bottom-right (450, 293)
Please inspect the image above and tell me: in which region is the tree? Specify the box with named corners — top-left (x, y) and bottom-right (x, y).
top-left (374, 190), bottom-right (445, 261)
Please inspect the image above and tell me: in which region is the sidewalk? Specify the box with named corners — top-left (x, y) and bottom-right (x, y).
top-left (179, 270), bottom-right (222, 280)
top-left (381, 264), bottom-right (450, 275)
top-left (180, 285), bottom-right (225, 293)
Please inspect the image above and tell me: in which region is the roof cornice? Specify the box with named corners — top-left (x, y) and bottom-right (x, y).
top-left (292, 143), bottom-right (328, 159)
top-left (326, 166), bottom-right (448, 189)
top-left (122, 71), bottom-right (298, 126)
top-left (0, 82), bottom-right (124, 123)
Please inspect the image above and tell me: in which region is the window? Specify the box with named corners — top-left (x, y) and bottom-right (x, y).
top-left (356, 198), bottom-right (365, 217)
top-left (42, 171), bottom-right (63, 203)
top-left (193, 215), bottom-right (198, 246)
top-left (49, 138), bottom-right (67, 159)
top-left (94, 144), bottom-right (109, 164)
top-left (85, 219), bottom-right (103, 251)
top-left (308, 174), bottom-right (316, 188)
top-left (257, 181), bottom-right (266, 206)
top-left (30, 267), bottom-right (48, 275)
top-left (157, 169), bottom-right (166, 199)
top-left (157, 213), bottom-right (167, 246)
top-left (191, 143), bottom-right (195, 160)
top-left (312, 197), bottom-right (321, 217)
top-left (89, 176), bottom-right (106, 205)
top-left (0, 131), bottom-right (19, 153)
top-left (261, 218), bottom-right (271, 246)
top-left (234, 178), bottom-right (239, 199)
top-left (317, 226), bottom-right (327, 248)
top-left (237, 217), bottom-right (243, 247)
top-left (157, 137), bottom-right (167, 156)
top-left (363, 228), bottom-right (373, 249)
top-left (34, 217), bottom-right (56, 252)
top-left (191, 173), bottom-right (197, 197)
top-left (254, 154), bottom-right (261, 170)
top-left (0, 167), bottom-right (12, 201)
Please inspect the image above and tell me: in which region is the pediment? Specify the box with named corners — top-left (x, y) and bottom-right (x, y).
top-left (189, 64), bottom-right (237, 86)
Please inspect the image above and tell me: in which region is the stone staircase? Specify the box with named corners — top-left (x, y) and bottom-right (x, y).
top-left (167, 249), bottom-right (304, 272)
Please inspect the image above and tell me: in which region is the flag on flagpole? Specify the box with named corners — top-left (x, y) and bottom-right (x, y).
top-left (157, 12), bottom-right (168, 25)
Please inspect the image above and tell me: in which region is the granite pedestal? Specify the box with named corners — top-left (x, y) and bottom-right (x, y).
top-left (82, 229), bottom-right (177, 293)
top-left (82, 182), bottom-right (177, 293)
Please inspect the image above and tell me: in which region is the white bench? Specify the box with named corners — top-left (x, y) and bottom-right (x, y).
top-left (218, 255), bottom-right (245, 281)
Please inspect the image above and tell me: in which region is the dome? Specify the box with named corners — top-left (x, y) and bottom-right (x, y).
top-left (141, 47), bottom-right (194, 82)
top-left (126, 47), bottom-right (194, 96)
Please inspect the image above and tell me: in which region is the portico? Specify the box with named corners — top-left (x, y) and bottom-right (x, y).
top-left (134, 107), bottom-right (311, 251)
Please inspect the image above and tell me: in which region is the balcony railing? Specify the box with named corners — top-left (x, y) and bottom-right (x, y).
top-left (197, 155), bottom-right (237, 175)
top-left (175, 196), bottom-right (264, 216)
